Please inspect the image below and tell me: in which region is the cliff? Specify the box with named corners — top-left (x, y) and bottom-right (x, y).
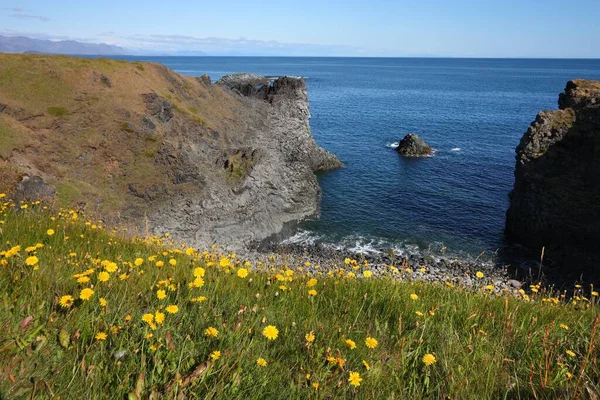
top-left (506, 80), bottom-right (600, 265)
top-left (0, 54), bottom-right (340, 248)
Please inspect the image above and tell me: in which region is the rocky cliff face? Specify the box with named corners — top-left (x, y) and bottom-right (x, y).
top-left (506, 80), bottom-right (600, 263)
top-left (0, 55), bottom-right (340, 249)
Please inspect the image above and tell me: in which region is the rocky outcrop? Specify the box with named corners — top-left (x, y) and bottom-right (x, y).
top-left (506, 80), bottom-right (600, 263)
top-left (396, 134), bottom-right (432, 157)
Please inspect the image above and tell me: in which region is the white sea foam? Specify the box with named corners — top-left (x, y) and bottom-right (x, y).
top-left (450, 147), bottom-right (461, 151)
top-left (386, 142), bottom-right (400, 149)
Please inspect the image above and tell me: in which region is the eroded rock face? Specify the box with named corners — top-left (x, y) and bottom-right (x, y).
top-left (506, 80), bottom-right (600, 262)
top-left (396, 134), bottom-right (432, 157)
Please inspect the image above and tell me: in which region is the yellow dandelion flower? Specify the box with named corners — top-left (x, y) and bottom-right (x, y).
top-left (193, 267), bottom-right (205, 278)
top-left (306, 278), bottom-right (318, 287)
top-left (119, 273), bottom-right (128, 280)
top-left (485, 285), bottom-right (494, 291)
top-left (348, 371), bottom-right (363, 387)
top-left (365, 337), bottom-right (378, 349)
top-left (142, 313), bottom-right (154, 324)
top-left (422, 353), bottom-right (436, 366)
top-left (145, 333), bottom-right (153, 339)
top-left (165, 305), bottom-right (179, 314)
top-left (98, 271), bottom-right (110, 282)
top-left (592, 291), bottom-right (598, 297)
top-left (95, 332), bottom-right (108, 341)
top-left (25, 256), bottom-right (39, 266)
top-left (308, 289), bottom-right (317, 297)
top-left (256, 357), bottom-right (267, 367)
top-left (205, 327), bottom-right (219, 337)
top-left (312, 382), bottom-right (319, 390)
top-left (362, 360), bottom-right (371, 370)
top-left (134, 258), bottom-right (144, 266)
top-left (155, 261), bottom-right (165, 268)
top-left (410, 293), bottom-right (419, 301)
top-left (363, 270), bottom-right (373, 278)
top-left (169, 258), bottom-right (177, 266)
top-left (79, 288), bottom-right (94, 300)
top-left (77, 276), bottom-right (90, 284)
top-left (560, 323), bottom-right (569, 330)
top-left (566, 350), bottom-right (576, 357)
top-left (237, 268), bottom-right (249, 278)
top-left (305, 331), bottom-right (315, 343)
top-left (59, 295), bottom-right (74, 308)
top-left (185, 247), bottom-right (195, 256)
top-left (210, 350), bottom-right (221, 360)
top-left (219, 257), bottom-right (231, 268)
top-left (99, 297), bottom-right (107, 307)
top-left (262, 325), bottom-right (279, 340)
top-left (476, 271), bottom-right (484, 278)
top-left (105, 262), bottom-right (117, 273)
top-left (157, 289), bottom-right (166, 300)
top-left (192, 276), bottom-right (205, 288)
top-left (47, 229), bottom-right (55, 236)
top-left (155, 310), bottom-right (165, 325)
top-left (345, 339), bottom-right (356, 349)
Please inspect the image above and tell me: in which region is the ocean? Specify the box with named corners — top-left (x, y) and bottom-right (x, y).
top-left (116, 56), bottom-right (600, 260)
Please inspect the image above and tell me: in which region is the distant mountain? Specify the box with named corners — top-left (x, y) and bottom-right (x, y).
top-left (0, 35), bottom-right (128, 55)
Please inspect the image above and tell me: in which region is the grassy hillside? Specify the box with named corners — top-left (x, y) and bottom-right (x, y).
top-left (1, 196), bottom-right (599, 399)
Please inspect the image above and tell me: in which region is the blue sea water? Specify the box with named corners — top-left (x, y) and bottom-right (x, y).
top-left (118, 56), bottom-right (600, 259)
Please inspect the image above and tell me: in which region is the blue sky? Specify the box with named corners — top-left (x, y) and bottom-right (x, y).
top-left (1, 0), bottom-right (599, 57)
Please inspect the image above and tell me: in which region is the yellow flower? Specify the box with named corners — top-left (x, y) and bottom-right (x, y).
top-left (185, 247), bottom-right (195, 256)
top-left (365, 337), bottom-right (378, 349)
top-left (59, 295), bottom-right (74, 308)
top-left (219, 257), bottom-right (232, 268)
top-left (485, 285), bottom-right (494, 291)
top-left (95, 332), bottom-right (107, 341)
top-left (157, 289), bottom-right (166, 300)
top-left (262, 325), bottom-right (279, 340)
top-left (305, 331), bottom-right (315, 343)
top-left (410, 293), bottom-right (419, 301)
top-left (559, 323), bottom-right (569, 330)
top-left (105, 262), bottom-right (118, 273)
top-left (99, 297), bottom-right (108, 307)
top-left (566, 350), bottom-right (576, 357)
top-left (193, 267), bottom-right (205, 278)
top-left (210, 350), bottom-right (221, 360)
top-left (306, 278), bottom-right (318, 287)
top-left (308, 289), bottom-right (317, 297)
top-left (362, 360), bottom-right (371, 370)
top-left (119, 273), bottom-right (128, 280)
top-left (98, 271), bottom-right (110, 282)
top-left (134, 258), bottom-right (144, 266)
top-left (145, 333), bottom-right (153, 339)
top-left (237, 268), bottom-right (249, 278)
top-left (592, 291), bottom-right (598, 297)
top-left (169, 258), bottom-right (177, 266)
top-left (155, 310), bottom-right (165, 325)
top-left (193, 277), bottom-right (205, 288)
top-left (345, 339), bottom-right (356, 349)
top-left (312, 382), bottom-right (319, 391)
top-left (363, 270), bottom-right (373, 278)
top-left (142, 313), bottom-right (154, 324)
top-left (256, 357), bottom-right (267, 367)
top-left (205, 327), bottom-right (219, 337)
top-left (77, 276), bottom-right (90, 284)
top-left (47, 229), bottom-right (55, 236)
top-left (348, 371), bottom-right (362, 387)
top-left (476, 271), bottom-right (484, 278)
top-left (422, 353), bottom-right (436, 366)
top-left (79, 288), bottom-right (94, 300)
top-left (165, 305), bottom-right (179, 314)
top-left (25, 256), bottom-right (39, 266)
top-left (155, 261), bottom-right (165, 268)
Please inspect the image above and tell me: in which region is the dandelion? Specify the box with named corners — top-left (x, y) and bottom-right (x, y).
top-left (306, 278), bottom-right (318, 287)
top-left (25, 256), bottom-right (39, 266)
top-left (157, 289), bottom-right (166, 300)
top-left (476, 271), bottom-right (484, 279)
top-left (566, 350), bottom-right (576, 358)
top-left (219, 257), bottom-right (232, 268)
top-left (262, 325), bottom-right (279, 340)
top-left (142, 314), bottom-right (154, 324)
top-left (105, 262), bottom-right (117, 273)
top-left (592, 291), bottom-right (598, 297)
top-left (79, 288), bottom-right (94, 300)
top-left (99, 297), bottom-right (107, 307)
top-left (98, 271), bottom-right (110, 282)
top-left (155, 310), bottom-right (165, 325)
top-left (485, 285), bottom-right (494, 291)
top-left (308, 289), bottom-right (317, 297)
top-left (47, 229), bottom-right (55, 236)
top-left (365, 337), bottom-right (378, 349)
top-left (237, 268), bottom-right (249, 278)
top-left (362, 360), bottom-right (371, 370)
top-left (95, 332), bottom-right (107, 341)
top-left (345, 339), bottom-right (356, 349)
top-left (256, 357), bottom-right (267, 367)
top-left (422, 353), bottom-right (436, 366)
top-left (410, 293), bottom-right (419, 301)
top-left (77, 276), bottom-right (90, 284)
top-left (193, 267), bottom-right (205, 278)
top-left (210, 350), bottom-right (221, 360)
top-left (193, 277), bottom-right (205, 288)
top-left (134, 258), bottom-right (144, 266)
top-left (305, 331), bottom-right (315, 343)
top-left (119, 273), bottom-right (128, 280)
top-left (560, 323), bottom-right (569, 330)
top-left (205, 327), bottom-right (219, 337)
top-left (363, 270), bottom-right (373, 278)
top-left (155, 261), bottom-right (165, 268)
top-left (348, 371), bottom-right (363, 387)
top-left (169, 258), bottom-right (177, 266)
top-left (312, 382), bottom-right (319, 391)
top-left (165, 305), bottom-right (179, 314)
top-left (59, 295), bottom-right (74, 308)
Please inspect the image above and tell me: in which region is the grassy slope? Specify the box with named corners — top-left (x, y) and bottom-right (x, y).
top-left (0, 54), bottom-right (244, 218)
top-left (0, 198), bottom-right (599, 399)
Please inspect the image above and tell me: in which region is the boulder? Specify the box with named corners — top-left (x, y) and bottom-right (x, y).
top-left (396, 134), bottom-right (433, 157)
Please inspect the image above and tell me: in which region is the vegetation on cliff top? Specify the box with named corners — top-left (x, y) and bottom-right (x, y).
top-left (1, 196), bottom-right (599, 399)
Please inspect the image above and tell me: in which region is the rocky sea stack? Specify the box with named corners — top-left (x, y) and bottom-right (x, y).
top-left (506, 79), bottom-right (600, 267)
top-left (396, 134), bottom-right (433, 157)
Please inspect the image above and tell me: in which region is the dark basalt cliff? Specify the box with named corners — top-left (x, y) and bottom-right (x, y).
top-left (0, 55), bottom-right (340, 249)
top-left (506, 80), bottom-right (600, 265)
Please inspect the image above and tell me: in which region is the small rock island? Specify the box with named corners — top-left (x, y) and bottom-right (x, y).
top-left (396, 134), bottom-right (433, 157)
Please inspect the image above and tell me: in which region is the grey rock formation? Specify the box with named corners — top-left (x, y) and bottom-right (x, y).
top-left (396, 134), bottom-right (433, 157)
top-left (506, 80), bottom-right (600, 263)
top-left (13, 176), bottom-right (56, 202)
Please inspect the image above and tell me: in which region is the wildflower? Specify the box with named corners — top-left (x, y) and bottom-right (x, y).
top-left (362, 360), bottom-right (371, 370)
top-left (157, 290), bottom-right (166, 300)
top-left (416, 311), bottom-right (424, 317)
top-left (155, 261), bottom-right (164, 268)
top-left (193, 267), bottom-right (205, 278)
top-left (95, 332), bottom-right (108, 341)
top-left (205, 327), bottom-right (219, 337)
top-left (422, 353), bottom-right (436, 366)
top-left (559, 323), bottom-right (569, 330)
top-left (305, 331), bottom-right (315, 343)
top-left (566, 372), bottom-right (573, 379)
top-left (237, 268), bottom-right (249, 278)
top-left (365, 337), bottom-right (378, 349)
top-left (306, 278), bottom-right (318, 287)
top-left (363, 270), bottom-right (373, 278)
top-left (59, 295), bottom-right (74, 308)
top-left (592, 291), bottom-right (598, 297)
top-left (192, 277), bottom-right (204, 287)
top-left (210, 350), bottom-right (221, 360)
top-left (308, 289), bottom-right (317, 297)
top-left (165, 305), bottom-right (179, 314)
top-left (476, 271), bottom-right (484, 278)
top-left (345, 339), bottom-right (357, 349)
top-left (142, 314), bottom-right (154, 324)
top-left (119, 273), bottom-right (128, 280)
top-left (312, 382), bottom-right (319, 391)
top-left (98, 271), bottom-right (110, 282)
top-left (219, 257), bottom-right (232, 268)
top-left (566, 350), bottom-right (576, 358)
top-left (77, 276), bottom-right (90, 284)
top-left (485, 285), bottom-right (494, 291)
top-left (185, 247), bottom-right (195, 256)
top-left (169, 258), bottom-right (177, 266)
top-left (25, 256), bottom-right (39, 266)
top-left (79, 288), bottom-right (94, 300)
top-left (155, 311), bottom-right (165, 325)
top-left (262, 325), bottom-right (279, 340)
top-left (410, 293), bottom-right (419, 301)
top-left (145, 333), bottom-right (154, 339)
top-left (134, 258), bottom-right (144, 266)
top-left (99, 298), bottom-right (108, 307)
top-left (348, 371), bottom-right (363, 387)
top-left (105, 262), bottom-right (118, 273)
top-left (256, 357), bottom-right (267, 367)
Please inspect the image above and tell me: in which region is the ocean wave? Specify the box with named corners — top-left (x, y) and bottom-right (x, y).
top-left (386, 142), bottom-right (400, 149)
top-left (451, 147), bottom-right (461, 151)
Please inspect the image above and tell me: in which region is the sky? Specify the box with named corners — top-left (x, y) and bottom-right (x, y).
top-left (0, 0), bottom-right (599, 57)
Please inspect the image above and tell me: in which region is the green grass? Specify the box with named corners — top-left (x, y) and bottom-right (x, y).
top-left (0, 199), bottom-right (599, 399)
top-left (47, 107), bottom-right (69, 117)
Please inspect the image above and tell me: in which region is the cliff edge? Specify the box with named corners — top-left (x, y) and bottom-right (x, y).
top-left (506, 80), bottom-right (600, 266)
top-left (0, 55), bottom-right (340, 248)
